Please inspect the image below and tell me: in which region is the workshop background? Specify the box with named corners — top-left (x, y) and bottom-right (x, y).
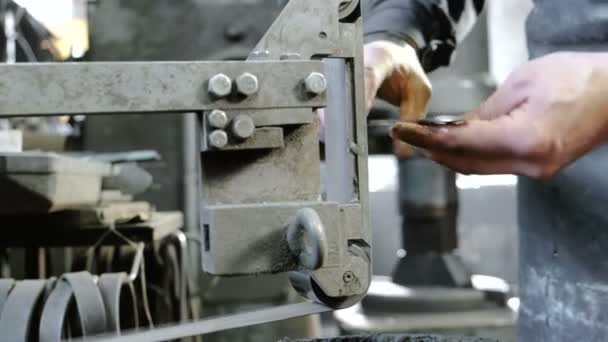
top-left (0, 0), bottom-right (531, 341)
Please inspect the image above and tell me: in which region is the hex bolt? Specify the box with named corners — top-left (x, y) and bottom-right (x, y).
top-left (343, 271), bottom-right (355, 283)
top-left (231, 115), bottom-right (255, 140)
top-left (208, 73), bottom-right (232, 98)
top-left (304, 72), bottom-right (327, 96)
top-left (207, 110), bottom-right (228, 129)
top-left (235, 73), bottom-right (259, 96)
top-left (208, 130), bottom-right (228, 149)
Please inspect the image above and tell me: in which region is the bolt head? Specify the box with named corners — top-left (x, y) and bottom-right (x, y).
top-left (305, 72), bottom-right (327, 96)
top-left (231, 115), bottom-right (255, 140)
top-left (235, 73), bottom-right (259, 96)
top-left (207, 110), bottom-right (228, 129)
top-left (208, 130), bottom-right (228, 149)
top-left (208, 74), bottom-right (232, 98)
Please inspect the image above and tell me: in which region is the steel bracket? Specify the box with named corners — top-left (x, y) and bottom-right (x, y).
top-left (0, 0), bottom-right (370, 309)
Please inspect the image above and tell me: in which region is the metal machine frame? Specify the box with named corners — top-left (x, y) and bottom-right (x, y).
top-left (0, 0), bottom-right (370, 338)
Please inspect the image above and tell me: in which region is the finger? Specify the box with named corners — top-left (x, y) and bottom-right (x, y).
top-left (399, 71), bottom-right (432, 122)
top-left (364, 42), bottom-right (396, 113)
top-left (364, 41), bottom-right (431, 120)
top-left (393, 139), bottom-right (414, 160)
top-left (423, 149), bottom-right (537, 176)
top-left (391, 116), bottom-right (527, 158)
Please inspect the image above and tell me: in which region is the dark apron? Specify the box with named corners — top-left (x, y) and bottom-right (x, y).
top-left (520, 1), bottom-right (608, 340)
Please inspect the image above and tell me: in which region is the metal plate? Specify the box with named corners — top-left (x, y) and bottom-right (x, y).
top-left (0, 61), bottom-right (326, 116)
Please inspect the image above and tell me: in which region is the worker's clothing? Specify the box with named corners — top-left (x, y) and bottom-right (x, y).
top-left (364, 0), bottom-right (608, 340)
top-left (364, 0), bottom-right (485, 71)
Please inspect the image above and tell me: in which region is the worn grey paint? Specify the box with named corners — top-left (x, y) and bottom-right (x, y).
top-left (200, 0), bottom-right (372, 307)
top-left (0, 61), bottom-right (326, 116)
top-left (0, 0), bottom-right (371, 309)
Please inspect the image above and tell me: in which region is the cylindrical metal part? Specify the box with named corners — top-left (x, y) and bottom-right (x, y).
top-left (286, 208), bottom-right (328, 271)
top-left (399, 157), bottom-right (459, 255)
top-left (230, 115), bottom-right (255, 140)
top-left (207, 110), bottom-right (229, 129)
top-left (208, 74), bottom-right (232, 98)
top-left (235, 72), bottom-right (259, 96)
top-left (208, 130), bottom-right (228, 149)
top-left (304, 72), bottom-right (327, 96)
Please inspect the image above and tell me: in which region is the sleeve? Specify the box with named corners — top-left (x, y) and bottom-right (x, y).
top-left (363, 0), bottom-right (485, 72)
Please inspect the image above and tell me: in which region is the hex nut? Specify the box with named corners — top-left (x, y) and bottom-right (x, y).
top-left (235, 73), bottom-right (259, 96)
top-left (208, 74), bottom-right (232, 98)
top-left (207, 110), bottom-right (229, 129)
top-left (231, 115), bottom-right (255, 140)
top-left (208, 130), bottom-right (228, 149)
top-left (304, 72), bottom-right (327, 96)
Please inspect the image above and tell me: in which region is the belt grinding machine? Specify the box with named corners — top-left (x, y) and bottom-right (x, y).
top-left (0, 0), bottom-right (371, 338)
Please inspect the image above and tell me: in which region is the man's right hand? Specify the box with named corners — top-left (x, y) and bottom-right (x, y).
top-left (364, 40), bottom-right (432, 157)
top-left (364, 40), bottom-right (432, 121)
top-left (390, 52), bottom-right (608, 179)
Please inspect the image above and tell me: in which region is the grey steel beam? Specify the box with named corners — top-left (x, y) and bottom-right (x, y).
top-left (0, 61), bottom-right (325, 116)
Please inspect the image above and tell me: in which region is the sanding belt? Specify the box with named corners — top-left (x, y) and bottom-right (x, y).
top-left (0, 272), bottom-right (138, 342)
top-left (41, 271), bottom-right (139, 341)
top-left (84, 301), bottom-right (331, 342)
top-left (1, 272), bottom-right (326, 341)
top-left (97, 273), bottom-right (139, 333)
top-left (0, 279), bottom-right (47, 342)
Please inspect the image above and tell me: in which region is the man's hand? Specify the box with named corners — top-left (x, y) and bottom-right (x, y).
top-left (364, 40), bottom-right (432, 119)
top-left (364, 40), bottom-right (432, 157)
top-left (390, 52), bottom-right (608, 178)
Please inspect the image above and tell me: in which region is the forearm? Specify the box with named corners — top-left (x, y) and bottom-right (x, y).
top-left (363, 0), bottom-right (485, 71)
